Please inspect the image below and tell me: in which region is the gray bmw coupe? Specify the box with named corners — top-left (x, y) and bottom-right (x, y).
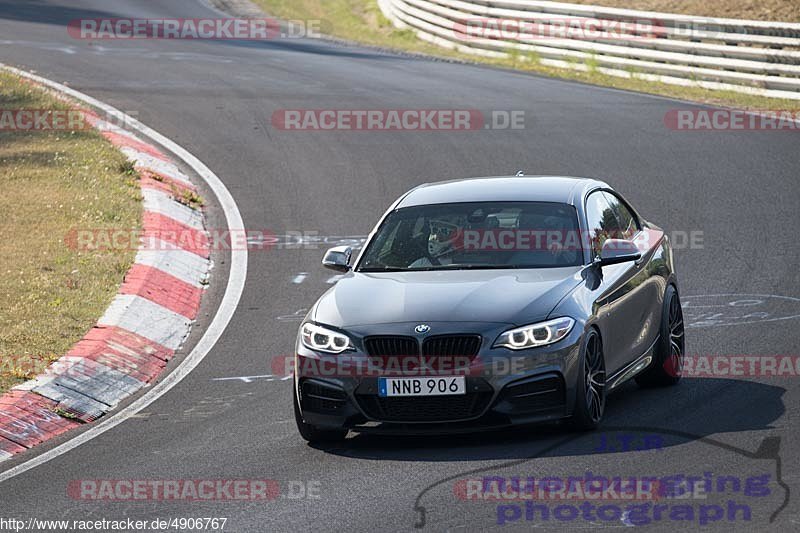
top-left (293, 176), bottom-right (684, 442)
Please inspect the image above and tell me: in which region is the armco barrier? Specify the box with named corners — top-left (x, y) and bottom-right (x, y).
top-left (378, 0), bottom-right (800, 99)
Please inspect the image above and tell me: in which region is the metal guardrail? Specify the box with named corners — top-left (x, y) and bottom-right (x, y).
top-left (378, 0), bottom-right (800, 99)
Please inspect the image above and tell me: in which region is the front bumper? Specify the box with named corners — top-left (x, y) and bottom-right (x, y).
top-left (294, 321), bottom-right (584, 435)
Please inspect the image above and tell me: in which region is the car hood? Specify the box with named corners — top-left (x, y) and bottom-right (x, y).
top-left (313, 267), bottom-right (584, 327)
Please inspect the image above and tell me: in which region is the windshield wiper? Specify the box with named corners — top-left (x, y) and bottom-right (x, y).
top-left (357, 266), bottom-right (407, 272)
top-left (408, 264), bottom-right (512, 271)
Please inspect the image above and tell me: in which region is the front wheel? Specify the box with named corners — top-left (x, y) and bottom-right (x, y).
top-left (293, 389), bottom-right (348, 443)
top-left (636, 284), bottom-right (685, 387)
top-left (569, 329), bottom-right (606, 431)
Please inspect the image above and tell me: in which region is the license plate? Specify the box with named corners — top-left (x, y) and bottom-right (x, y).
top-left (378, 376), bottom-right (465, 397)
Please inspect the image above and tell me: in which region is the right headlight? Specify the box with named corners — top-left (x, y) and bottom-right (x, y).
top-left (300, 323), bottom-right (354, 354)
top-left (493, 317), bottom-right (575, 350)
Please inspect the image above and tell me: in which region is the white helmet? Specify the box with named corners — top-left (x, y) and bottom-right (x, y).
top-left (427, 219), bottom-right (462, 258)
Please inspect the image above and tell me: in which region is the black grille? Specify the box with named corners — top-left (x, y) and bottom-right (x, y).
top-left (499, 375), bottom-right (565, 413)
top-left (357, 393), bottom-right (492, 422)
top-left (422, 335), bottom-right (482, 357)
top-left (364, 336), bottom-right (418, 357)
top-left (300, 380), bottom-right (347, 414)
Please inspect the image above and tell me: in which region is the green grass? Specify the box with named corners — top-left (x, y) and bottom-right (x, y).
top-left (0, 71), bottom-right (141, 393)
top-left (253, 0), bottom-right (800, 112)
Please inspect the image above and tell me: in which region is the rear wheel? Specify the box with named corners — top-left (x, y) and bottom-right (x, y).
top-left (636, 284), bottom-right (685, 387)
top-left (569, 329), bottom-right (606, 430)
top-left (293, 389), bottom-right (348, 443)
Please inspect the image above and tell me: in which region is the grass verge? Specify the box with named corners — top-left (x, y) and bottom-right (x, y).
top-left (0, 71), bottom-right (141, 393)
top-left (253, 0), bottom-right (800, 112)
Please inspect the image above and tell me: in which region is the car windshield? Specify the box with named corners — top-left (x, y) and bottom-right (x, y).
top-left (357, 202), bottom-right (583, 271)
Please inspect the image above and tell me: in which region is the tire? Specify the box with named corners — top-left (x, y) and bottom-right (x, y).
top-left (293, 389), bottom-right (348, 443)
top-left (636, 284), bottom-right (685, 388)
top-left (569, 329), bottom-right (606, 431)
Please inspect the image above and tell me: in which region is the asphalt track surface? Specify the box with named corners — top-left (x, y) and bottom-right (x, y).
top-left (1, 0), bottom-right (799, 531)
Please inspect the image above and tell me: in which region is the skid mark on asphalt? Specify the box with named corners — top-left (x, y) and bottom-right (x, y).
top-left (136, 393), bottom-right (257, 421)
top-left (276, 309), bottom-right (308, 322)
top-left (182, 394), bottom-right (253, 419)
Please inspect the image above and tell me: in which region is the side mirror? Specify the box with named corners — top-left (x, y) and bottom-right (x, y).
top-left (322, 246), bottom-right (352, 272)
top-left (597, 239), bottom-right (641, 267)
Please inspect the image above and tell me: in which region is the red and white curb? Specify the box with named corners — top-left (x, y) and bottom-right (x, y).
top-left (0, 97), bottom-right (211, 460)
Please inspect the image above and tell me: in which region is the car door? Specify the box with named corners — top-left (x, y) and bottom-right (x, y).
top-left (584, 190), bottom-right (646, 374)
top-left (602, 191), bottom-right (663, 361)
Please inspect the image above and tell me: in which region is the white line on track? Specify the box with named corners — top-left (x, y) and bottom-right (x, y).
top-left (212, 375), bottom-right (276, 383)
top-left (0, 64), bottom-right (248, 484)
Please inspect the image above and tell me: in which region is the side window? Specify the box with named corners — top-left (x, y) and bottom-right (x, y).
top-left (585, 192), bottom-right (619, 258)
top-left (602, 192), bottom-right (640, 238)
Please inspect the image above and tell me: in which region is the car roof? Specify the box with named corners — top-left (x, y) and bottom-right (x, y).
top-left (396, 176), bottom-right (609, 208)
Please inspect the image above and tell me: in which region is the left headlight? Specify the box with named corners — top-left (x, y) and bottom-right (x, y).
top-left (300, 323), bottom-right (354, 354)
top-left (493, 317), bottom-right (575, 350)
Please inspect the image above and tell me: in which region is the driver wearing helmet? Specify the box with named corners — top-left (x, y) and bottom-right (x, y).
top-left (409, 219), bottom-right (462, 268)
